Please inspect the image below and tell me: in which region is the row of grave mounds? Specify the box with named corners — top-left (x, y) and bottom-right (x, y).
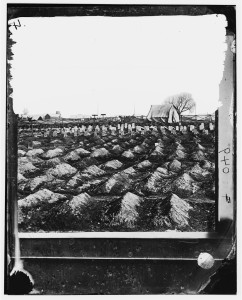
top-left (18, 189), bottom-right (215, 232)
top-left (17, 146), bottom-right (214, 197)
top-left (17, 124), bottom-right (216, 231)
top-left (17, 129), bottom-right (213, 160)
top-left (17, 162), bottom-right (214, 202)
top-left (17, 125), bottom-right (214, 154)
top-left (18, 140), bottom-right (212, 174)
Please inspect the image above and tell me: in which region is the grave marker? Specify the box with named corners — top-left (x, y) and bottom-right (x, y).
top-left (190, 125), bottom-right (195, 131)
top-left (209, 123), bottom-right (214, 131)
top-left (199, 123), bottom-right (205, 130)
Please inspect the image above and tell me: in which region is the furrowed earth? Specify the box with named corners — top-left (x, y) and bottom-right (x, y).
top-left (17, 127), bottom-right (215, 232)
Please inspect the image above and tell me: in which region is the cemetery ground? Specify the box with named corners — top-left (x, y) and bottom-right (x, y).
top-left (17, 124), bottom-right (216, 232)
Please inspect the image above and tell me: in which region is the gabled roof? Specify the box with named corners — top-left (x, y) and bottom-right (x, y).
top-left (147, 104), bottom-right (180, 123)
top-left (147, 105), bottom-right (171, 120)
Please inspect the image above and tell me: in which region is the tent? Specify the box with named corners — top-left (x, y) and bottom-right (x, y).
top-left (168, 105), bottom-right (180, 123)
top-left (147, 104), bottom-right (179, 123)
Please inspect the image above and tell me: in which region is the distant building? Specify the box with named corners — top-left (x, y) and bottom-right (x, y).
top-left (51, 114), bottom-right (60, 119)
top-left (147, 104), bottom-right (179, 123)
top-left (21, 114), bottom-right (29, 120)
top-left (26, 114), bottom-right (45, 121)
top-left (44, 113), bottom-right (61, 121)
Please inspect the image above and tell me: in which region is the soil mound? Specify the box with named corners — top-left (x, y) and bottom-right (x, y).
top-left (45, 178), bottom-right (66, 192)
top-left (168, 159), bottom-right (182, 172)
top-left (201, 160), bottom-right (215, 171)
top-left (68, 193), bottom-right (91, 213)
top-left (26, 149), bottom-right (44, 157)
top-left (24, 174), bottom-right (54, 192)
top-left (50, 139), bottom-right (62, 144)
top-left (153, 193), bottom-right (192, 230)
top-left (78, 157), bottom-right (98, 170)
top-left (133, 145), bottom-right (146, 154)
top-left (122, 150), bottom-right (135, 159)
top-left (156, 139), bottom-right (165, 148)
top-left (116, 192), bottom-right (142, 228)
top-left (173, 173), bottom-right (200, 197)
top-left (76, 178), bottom-right (107, 194)
top-left (66, 172), bottom-right (82, 188)
top-left (104, 172), bottom-right (132, 194)
top-left (169, 193), bottom-right (192, 228)
top-left (146, 167), bottom-right (170, 193)
top-left (18, 173), bottom-right (28, 183)
top-left (90, 147), bottom-right (110, 158)
top-left (137, 160), bottom-right (152, 169)
top-left (111, 139), bottom-right (119, 144)
top-left (169, 149), bottom-right (187, 160)
top-left (189, 163), bottom-right (212, 181)
top-left (103, 160), bottom-right (123, 170)
top-left (75, 148), bottom-right (90, 157)
top-left (112, 145), bottom-right (124, 155)
top-left (63, 151), bottom-right (80, 162)
top-left (18, 188), bottom-right (66, 208)
top-left (32, 141), bottom-right (41, 147)
top-left (43, 157), bottom-right (62, 168)
top-left (18, 145), bottom-right (28, 152)
top-left (195, 142), bottom-right (205, 151)
top-left (18, 150), bottom-right (26, 157)
top-left (175, 142), bottom-right (185, 151)
top-left (156, 167), bottom-right (170, 176)
top-left (42, 148), bottom-right (63, 159)
top-left (150, 145), bottom-right (165, 160)
top-left (19, 156), bottom-right (44, 167)
top-left (18, 161), bottom-right (39, 176)
top-left (46, 163), bottom-right (77, 179)
top-left (192, 150), bottom-right (206, 161)
top-left (81, 165), bottom-right (105, 179)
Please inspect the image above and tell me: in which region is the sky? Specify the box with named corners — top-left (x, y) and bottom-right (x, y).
top-left (9, 15), bottom-right (227, 117)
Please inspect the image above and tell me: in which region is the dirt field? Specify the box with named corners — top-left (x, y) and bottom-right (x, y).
top-left (17, 125), bottom-right (216, 232)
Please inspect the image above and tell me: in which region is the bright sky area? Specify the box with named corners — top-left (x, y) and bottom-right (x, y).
top-left (9, 14), bottom-right (227, 117)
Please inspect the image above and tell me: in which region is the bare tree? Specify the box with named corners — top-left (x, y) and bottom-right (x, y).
top-left (165, 92), bottom-right (196, 119)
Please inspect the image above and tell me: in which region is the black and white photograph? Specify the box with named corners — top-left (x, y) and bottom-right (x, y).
top-left (4, 2), bottom-right (237, 295)
top-left (11, 10), bottom-right (223, 233)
